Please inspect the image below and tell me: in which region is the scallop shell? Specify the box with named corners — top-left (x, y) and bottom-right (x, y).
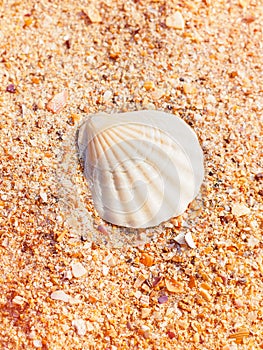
top-left (78, 110), bottom-right (204, 228)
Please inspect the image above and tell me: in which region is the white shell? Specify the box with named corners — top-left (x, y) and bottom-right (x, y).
top-left (78, 110), bottom-right (204, 228)
top-left (184, 232), bottom-right (196, 249)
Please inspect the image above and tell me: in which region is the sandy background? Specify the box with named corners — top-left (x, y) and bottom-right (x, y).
top-left (0, 0), bottom-right (263, 349)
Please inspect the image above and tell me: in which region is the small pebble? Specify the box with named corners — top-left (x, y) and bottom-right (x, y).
top-left (102, 265), bottom-right (109, 276)
top-left (167, 331), bottom-right (176, 339)
top-left (87, 7), bottom-right (102, 23)
top-left (39, 190), bottom-right (47, 203)
top-left (98, 225), bottom-right (109, 235)
top-left (193, 332), bottom-right (200, 343)
top-left (6, 84), bottom-right (16, 93)
top-left (140, 252), bottom-right (155, 267)
top-left (33, 340), bottom-right (42, 348)
top-left (232, 203), bottom-right (250, 217)
top-left (141, 308), bottom-right (151, 319)
top-left (151, 88), bottom-right (164, 100)
top-left (103, 90), bottom-right (112, 102)
top-left (234, 298), bottom-right (244, 308)
top-left (1, 237), bottom-right (9, 247)
top-left (64, 270), bottom-right (73, 279)
top-left (199, 288), bottom-right (212, 302)
top-left (37, 100), bottom-right (45, 109)
top-left (86, 321), bottom-right (94, 332)
top-left (206, 94), bottom-right (217, 104)
top-left (50, 290), bottom-right (70, 302)
top-left (134, 274), bottom-right (146, 288)
top-left (134, 290), bottom-right (142, 299)
top-left (183, 83), bottom-right (197, 95)
top-left (194, 112), bottom-right (202, 121)
top-left (247, 311), bottom-right (258, 321)
top-left (166, 12), bottom-right (184, 30)
top-left (24, 17), bottom-right (33, 27)
top-left (165, 278), bottom-right (184, 293)
top-left (158, 295), bottom-right (168, 304)
top-left (140, 294), bottom-right (150, 306)
top-left (103, 253), bottom-right (116, 266)
top-left (72, 319), bottom-right (87, 336)
top-left (71, 262), bottom-right (87, 278)
top-left (152, 276), bottom-right (162, 288)
top-left (143, 81), bottom-right (155, 91)
top-left (247, 236), bottom-right (260, 248)
top-left (29, 331), bottom-right (36, 339)
top-left (239, 0), bottom-right (250, 8)
top-left (255, 172), bottom-right (263, 181)
top-left (46, 90), bottom-right (68, 114)
top-left (12, 295), bottom-right (26, 305)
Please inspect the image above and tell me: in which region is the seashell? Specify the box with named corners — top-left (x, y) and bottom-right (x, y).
top-left (184, 232), bottom-right (196, 249)
top-left (47, 90), bottom-right (68, 114)
top-left (78, 110), bottom-right (204, 228)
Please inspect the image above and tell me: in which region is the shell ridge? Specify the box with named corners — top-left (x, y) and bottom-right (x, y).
top-left (92, 133), bottom-right (196, 223)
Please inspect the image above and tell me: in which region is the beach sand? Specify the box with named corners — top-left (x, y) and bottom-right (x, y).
top-left (0, 0), bottom-right (262, 348)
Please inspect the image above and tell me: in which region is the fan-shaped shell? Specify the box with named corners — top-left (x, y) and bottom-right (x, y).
top-left (78, 110), bottom-right (204, 228)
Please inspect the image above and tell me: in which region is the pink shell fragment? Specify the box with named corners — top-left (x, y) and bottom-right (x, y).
top-left (158, 295), bottom-right (168, 304)
top-left (47, 90), bottom-right (68, 114)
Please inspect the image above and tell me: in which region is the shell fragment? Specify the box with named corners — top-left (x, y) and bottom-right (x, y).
top-left (185, 232), bottom-right (196, 249)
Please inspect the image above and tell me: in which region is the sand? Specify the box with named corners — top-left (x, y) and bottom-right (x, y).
top-left (0, 0), bottom-right (262, 349)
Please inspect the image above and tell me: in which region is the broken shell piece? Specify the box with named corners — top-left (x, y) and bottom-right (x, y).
top-left (39, 189), bottom-right (47, 203)
top-left (166, 11), bottom-right (185, 30)
top-left (50, 290), bottom-right (70, 302)
top-left (140, 252), bottom-right (155, 267)
top-left (140, 294), bottom-right (150, 306)
top-left (78, 110), bottom-right (204, 228)
top-left (232, 203), bottom-right (250, 217)
top-left (47, 90), bottom-right (68, 114)
top-left (12, 295), bottom-right (26, 305)
top-left (86, 7), bottom-right (102, 23)
top-left (229, 327), bottom-right (250, 343)
top-left (71, 262), bottom-right (87, 278)
top-left (158, 295), bottom-right (168, 304)
top-left (247, 236), bottom-right (260, 248)
top-left (165, 278), bottom-right (184, 293)
top-left (141, 308), bottom-right (151, 319)
top-left (185, 232), bottom-right (196, 248)
top-left (134, 274), bottom-right (147, 288)
top-left (199, 288), bottom-right (212, 302)
top-left (174, 232), bottom-right (186, 245)
top-left (72, 319), bottom-right (87, 336)
top-left (239, 0), bottom-right (250, 8)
